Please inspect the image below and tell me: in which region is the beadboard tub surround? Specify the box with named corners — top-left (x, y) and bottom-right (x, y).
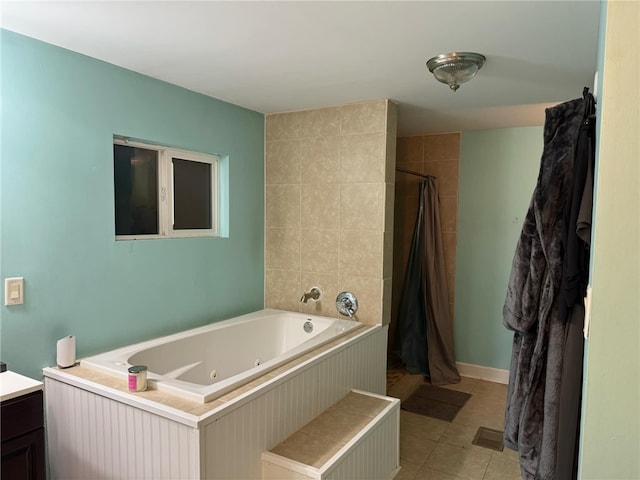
top-left (43, 324), bottom-right (387, 479)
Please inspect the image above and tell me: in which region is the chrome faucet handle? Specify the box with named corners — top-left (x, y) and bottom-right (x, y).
top-left (336, 292), bottom-right (358, 318)
top-left (300, 287), bottom-right (321, 303)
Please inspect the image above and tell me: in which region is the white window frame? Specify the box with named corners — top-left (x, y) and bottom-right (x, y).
top-left (114, 138), bottom-right (219, 240)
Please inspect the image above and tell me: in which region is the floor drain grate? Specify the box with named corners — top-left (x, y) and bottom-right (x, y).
top-left (472, 426), bottom-right (504, 452)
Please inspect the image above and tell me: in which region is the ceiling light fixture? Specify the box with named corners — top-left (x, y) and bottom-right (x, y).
top-left (426, 52), bottom-right (486, 92)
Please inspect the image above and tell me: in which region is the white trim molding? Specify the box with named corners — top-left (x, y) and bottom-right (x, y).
top-left (456, 362), bottom-right (510, 385)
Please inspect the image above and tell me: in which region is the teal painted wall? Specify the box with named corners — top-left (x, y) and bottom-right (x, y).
top-left (0, 30), bottom-right (265, 379)
top-left (455, 127), bottom-right (543, 369)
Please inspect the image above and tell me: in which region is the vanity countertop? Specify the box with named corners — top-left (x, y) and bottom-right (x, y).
top-left (0, 370), bottom-right (43, 402)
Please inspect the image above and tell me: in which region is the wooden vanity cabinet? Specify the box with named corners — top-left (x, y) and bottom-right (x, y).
top-left (1, 390), bottom-right (46, 479)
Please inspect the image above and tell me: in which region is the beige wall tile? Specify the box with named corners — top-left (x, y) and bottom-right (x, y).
top-left (422, 161), bottom-right (459, 196)
top-left (386, 100), bottom-right (398, 136)
top-left (338, 275), bottom-right (383, 325)
top-left (341, 183), bottom-right (384, 231)
top-left (395, 186), bottom-right (420, 236)
top-left (266, 184), bottom-right (300, 228)
top-left (265, 228), bottom-right (300, 270)
top-left (397, 163), bottom-right (424, 179)
top-left (301, 107), bottom-right (341, 138)
top-left (300, 137), bottom-right (341, 184)
top-left (424, 132), bottom-right (461, 162)
top-left (340, 133), bottom-right (386, 183)
top-left (385, 132), bottom-right (397, 183)
top-left (300, 228), bottom-right (339, 274)
top-left (382, 277), bottom-right (393, 325)
top-left (383, 229), bottom-right (394, 279)
top-left (384, 182), bottom-right (395, 233)
top-left (265, 100), bottom-right (393, 325)
top-left (341, 100), bottom-right (387, 135)
top-left (340, 230), bottom-right (383, 278)
top-left (265, 269), bottom-right (301, 311)
top-left (439, 195), bottom-right (458, 233)
top-left (301, 183), bottom-right (341, 229)
top-left (265, 111), bottom-right (303, 142)
top-left (299, 273), bottom-right (339, 317)
top-left (266, 140), bottom-right (300, 185)
top-left (397, 136), bottom-right (424, 164)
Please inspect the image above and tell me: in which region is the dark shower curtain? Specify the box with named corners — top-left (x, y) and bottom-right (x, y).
top-left (396, 177), bottom-right (460, 386)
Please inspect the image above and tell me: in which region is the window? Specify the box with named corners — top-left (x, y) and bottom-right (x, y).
top-left (113, 138), bottom-right (219, 239)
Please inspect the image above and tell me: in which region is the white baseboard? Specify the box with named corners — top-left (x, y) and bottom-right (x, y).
top-left (456, 362), bottom-right (510, 385)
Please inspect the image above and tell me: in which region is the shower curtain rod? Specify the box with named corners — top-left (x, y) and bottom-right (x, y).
top-left (396, 167), bottom-right (435, 180)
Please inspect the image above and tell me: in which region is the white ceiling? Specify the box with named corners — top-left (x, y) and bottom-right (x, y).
top-left (1, 1), bottom-right (602, 136)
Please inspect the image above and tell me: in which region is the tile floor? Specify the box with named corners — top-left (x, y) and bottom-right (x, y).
top-left (388, 372), bottom-right (521, 480)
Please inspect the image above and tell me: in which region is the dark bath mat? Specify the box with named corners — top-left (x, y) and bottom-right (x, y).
top-left (472, 426), bottom-right (504, 452)
top-left (401, 384), bottom-right (471, 422)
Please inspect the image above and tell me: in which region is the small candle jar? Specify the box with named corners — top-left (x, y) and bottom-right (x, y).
top-left (128, 365), bottom-right (148, 392)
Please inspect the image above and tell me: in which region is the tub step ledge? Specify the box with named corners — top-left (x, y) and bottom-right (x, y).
top-left (261, 389), bottom-right (400, 480)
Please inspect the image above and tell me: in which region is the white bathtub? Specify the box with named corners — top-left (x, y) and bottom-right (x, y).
top-left (81, 309), bottom-right (360, 403)
top-left (45, 316), bottom-right (387, 479)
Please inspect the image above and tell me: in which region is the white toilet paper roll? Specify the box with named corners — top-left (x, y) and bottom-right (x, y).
top-left (57, 335), bottom-right (76, 368)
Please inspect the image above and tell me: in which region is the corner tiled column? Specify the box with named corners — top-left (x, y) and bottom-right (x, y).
top-left (265, 100), bottom-right (396, 325)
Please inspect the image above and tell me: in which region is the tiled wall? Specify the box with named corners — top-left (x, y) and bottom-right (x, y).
top-left (264, 100), bottom-right (397, 325)
top-left (390, 133), bottom-right (460, 346)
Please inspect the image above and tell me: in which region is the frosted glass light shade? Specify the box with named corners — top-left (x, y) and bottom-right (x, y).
top-left (427, 52), bottom-right (486, 91)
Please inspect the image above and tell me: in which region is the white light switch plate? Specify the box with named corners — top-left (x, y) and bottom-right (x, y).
top-left (4, 277), bottom-right (24, 306)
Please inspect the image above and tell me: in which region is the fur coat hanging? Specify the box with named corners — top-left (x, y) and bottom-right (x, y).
top-left (503, 97), bottom-right (585, 480)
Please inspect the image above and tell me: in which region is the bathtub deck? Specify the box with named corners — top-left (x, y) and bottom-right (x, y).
top-left (46, 323), bottom-right (372, 419)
